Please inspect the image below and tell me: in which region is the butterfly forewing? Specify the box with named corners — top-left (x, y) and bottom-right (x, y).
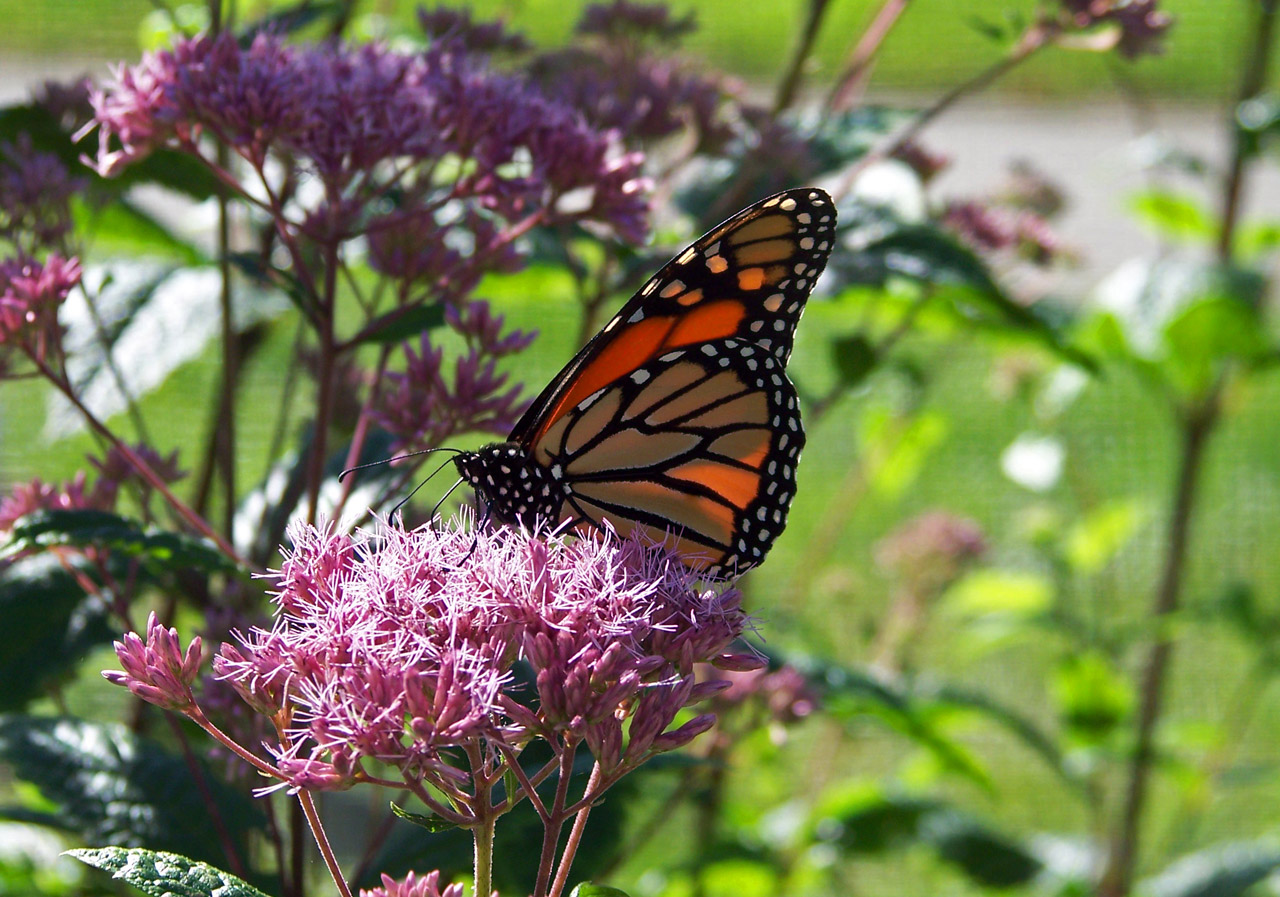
top-left (457, 187), bottom-right (835, 576)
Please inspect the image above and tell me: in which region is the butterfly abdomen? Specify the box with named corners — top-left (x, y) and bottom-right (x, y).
top-left (454, 443), bottom-right (566, 527)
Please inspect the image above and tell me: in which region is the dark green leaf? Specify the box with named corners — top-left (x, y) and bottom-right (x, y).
top-left (0, 556), bottom-right (114, 710)
top-left (832, 333), bottom-right (877, 388)
top-left (817, 792), bottom-right (942, 853)
top-left (353, 303), bottom-right (447, 346)
top-left (570, 886), bottom-right (632, 897)
top-left (67, 847), bottom-right (268, 897)
top-left (238, 0), bottom-right (347, 44)
top-left (1143, 840), bottom-right (1280, 897)
top-left (390, 802), bottom-right (458, 833)
top-left (0, 716), bottom-right (263, 866)
top-left (228, 252), bottom-right (316, 316)
top-left (3, 509), bottom-right (238, 575)
top-left (833, 202), bottom-right (1093, 368)
top-left (921, 812), bottom-right (1042, 887)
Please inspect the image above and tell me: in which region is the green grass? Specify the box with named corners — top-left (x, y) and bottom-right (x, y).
top-left (0, 0), bottom-right (1268, 101)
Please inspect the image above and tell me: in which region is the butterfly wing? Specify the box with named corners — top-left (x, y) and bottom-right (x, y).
top-left (509, 187), bottom-right (835, 447)
top-left (532, 336), bottom-right (804, 575)
top-left (503, 187), bottom-right (835, 574)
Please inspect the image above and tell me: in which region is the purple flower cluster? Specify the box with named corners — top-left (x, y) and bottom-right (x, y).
top-left (875, 509), bottom-right (986, 592)
top-left (1059, 0), bottom-right (1172, 58)
top-left (417, 6), bottom-right (530, 55)
top-left (531, 3), bottom-right (731, 153)
top-left (942, 200), bottom-right (1064, 266)
top-left (374, 300), bottom-right (533, 453)
top-left (87, 32), bottom-right (650, 244)
top-left (0, 442), bottom-right (185, 532)
top-left (0, 253), bottom-right (81, 364)
top-left (0, 136), bottom-right (82, 256)
top-left (209, 518), bottom-right (752, 800)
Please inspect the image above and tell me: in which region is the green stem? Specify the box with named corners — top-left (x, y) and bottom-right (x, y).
top-left (772, 0), bottom-right (834, 114)
top-left (1096, 403), bottom-right (1217, 897)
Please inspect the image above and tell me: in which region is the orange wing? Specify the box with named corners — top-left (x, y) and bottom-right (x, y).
top-left (508, 188), bottom-right (836, 450)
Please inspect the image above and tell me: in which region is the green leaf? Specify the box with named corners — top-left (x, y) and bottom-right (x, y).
top-left (390, 802), bottom-right (458, 833)
top-left (1143, 839), bottom-right (1280, 897)
top-left (570, 885), bottom-right (633, 897)
top-left (835, 202), bottom-right (1092, 368)
top-left (74, 197), bottom-right (206, 265)
top-left (227, 252), bottom-right (316, 316)
top-left (67, 847), bottom-right (269, 897)
top-left (1087, 257), bottom-right (1268, 401)
top-left (920, 812), bottom-right (1042, 887)
top-left (0, 555), bottom-right (115, 711)
top-left (831, 333), bottom-right (877, 388)
top-left (944, 569), bottom-right (1053, 618)
top-left (814, 787), bottom-right (942, 853)
top-left (1064, 499), bottom-right (1148, 574)
top-left (1129, 189), bottom-right (1218, 242)
top-left (1052, 652), bottom-right (1134, 742)
top-left (353, 303), bottom-right (447, 346)
top-left (1236, 219), bottom-right (1280, 258)
top-left (238, 0), bottom-right (347, 45)
top-left (0, 716), bottom-right (263, 866)
top-left (3, 509), bottom-right (238, 575)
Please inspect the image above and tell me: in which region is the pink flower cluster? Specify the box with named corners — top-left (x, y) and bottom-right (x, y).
top-left (1059, 0), bottom-right (1172, 58)
top-left (0, 442), bottom-right (185, 532)
top-left (86, 31), bottom-right (650, 244)
top-left (0, 253), bottom-right (81, 364)
top-left (374, 300), bottom-right (534, 453)
top-left (206, 518), bottom-right (753, 799)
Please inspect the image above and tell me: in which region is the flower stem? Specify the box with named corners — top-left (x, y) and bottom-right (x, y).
top-left (473, 812), bottom-right (496, 897)
top-left (1098, 3), bottom-right (1277, 894)
top-left (548, 763), bottom-right (603, 897)
top-left (35, 359), bottom-right (249, 567)
top-left (297, 790), bottom-right (354, 897)
top-left (1097, 401), bottom-right (1216, 897)
top-left (772, 0), bottom-right (834, 114)
top-left (826, 0), bottom-right (915, 113)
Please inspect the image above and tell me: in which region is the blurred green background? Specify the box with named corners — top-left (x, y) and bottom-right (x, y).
top-left (0, 0), bottom-right (1268, 99)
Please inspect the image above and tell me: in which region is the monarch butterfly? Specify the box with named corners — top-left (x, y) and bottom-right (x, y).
top-left (454, 187), bottom-right (836, 577)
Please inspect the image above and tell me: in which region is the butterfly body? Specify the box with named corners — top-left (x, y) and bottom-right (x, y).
top-left (454, 188), bottom-right (835, 577)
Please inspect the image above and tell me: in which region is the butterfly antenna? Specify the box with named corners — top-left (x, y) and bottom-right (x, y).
top-left (338, 446), bottom-right (462, 483)
top-left (431, 475), bottom-right (466, 522)
top-left (390, 454), bottom-right (462, 519)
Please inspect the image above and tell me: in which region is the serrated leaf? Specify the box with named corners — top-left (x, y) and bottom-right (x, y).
top-left (67, 847), bottom-right (268, 897)
top-left (0, 716), bottom-right (263, 866)
top-left (3, 509), bottom-right (238, 575)
top-left (0, 555), bottom-right (114, 710)
top-left (1143, 839), bottom-right (1280, 897)
top-left (390, 802), bottom-right (458, 833)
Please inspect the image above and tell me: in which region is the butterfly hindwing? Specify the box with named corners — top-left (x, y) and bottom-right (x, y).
top-left (531, 336), bottom-right (804, 575)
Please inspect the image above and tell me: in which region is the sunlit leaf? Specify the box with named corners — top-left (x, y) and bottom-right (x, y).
top-left (1052, 652), bottom-right (1134, 742)
top-left (1129, 189), bottom-right (1217, 242)
top-left (389, 802), bottom-right (457, 833)
top-left (1064, 499), bottom-right (1148, 573)
top-left (944, 569), bottom-right (1054, 618)
top-left (67, 847), bottom-right (268, 897)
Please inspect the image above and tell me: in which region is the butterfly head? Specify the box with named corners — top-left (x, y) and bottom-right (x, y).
top-left (454, 442), bottom-right (567, 528)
